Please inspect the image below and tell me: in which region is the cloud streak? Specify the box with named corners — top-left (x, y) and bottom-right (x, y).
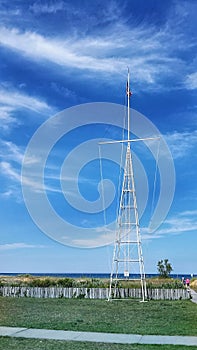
top-left (30, 1), bottom-right (65, 14)
top-left (69, 208), bottom-right (197, 247)
top-left (0, 161), bottom-right (21, 182)
top-left (0, 106), bottom-right (20, 131)
top-left (0, 83), bottom-right (55, 132)
top-left (0, 158), bottom-right (74, 196)
top-left (185, 72), bottom-right (197, 90)
top-left (0, 242), bottom-right (46, 250)
top-left (0, 10), bottom-right (196, 91)
top-left (164, 130), bottom-right (197, 159)
top-left (142, 209), bottom-right (197, 239)
top-left (0, 140), bottom-right (24, 163)
top-left (0, 84), bottom-right (53, 114)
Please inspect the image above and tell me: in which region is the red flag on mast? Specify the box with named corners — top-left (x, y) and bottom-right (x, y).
top-left (126, 82), bottom-right (132, 97)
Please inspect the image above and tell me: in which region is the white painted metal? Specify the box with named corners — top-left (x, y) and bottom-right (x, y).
top-left (99, 137), bottom-right (160, 145)
top-left (108, 69), bottom-right (147, 301)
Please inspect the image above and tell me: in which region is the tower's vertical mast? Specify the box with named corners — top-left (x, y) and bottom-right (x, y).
top-left (108, 69), bottom-right (147, 301)
top-left (127, 68), bottom-right (130, 141)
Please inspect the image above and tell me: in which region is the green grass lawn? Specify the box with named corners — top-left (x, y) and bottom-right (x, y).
top-left (0, 337), bottom-right (197, 350)
top-left (0, 297), bottom-right (197, 336)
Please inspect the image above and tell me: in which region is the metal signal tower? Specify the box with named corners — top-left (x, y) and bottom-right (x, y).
top-left (108, 69), bottom-right (147, 301)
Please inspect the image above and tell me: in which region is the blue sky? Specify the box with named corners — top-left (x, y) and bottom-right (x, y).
top-left (0, 0), bottom-right (197, 275)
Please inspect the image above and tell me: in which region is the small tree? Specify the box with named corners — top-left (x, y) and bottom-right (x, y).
top-left (157, 259), bottom-right (173, 278)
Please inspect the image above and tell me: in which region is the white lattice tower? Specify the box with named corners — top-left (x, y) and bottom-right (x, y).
top-left (108, 69), bottom-right (147, 301)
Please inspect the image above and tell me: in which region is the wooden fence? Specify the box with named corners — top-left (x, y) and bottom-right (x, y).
top-left (0, 286), bottom-right (190, 300)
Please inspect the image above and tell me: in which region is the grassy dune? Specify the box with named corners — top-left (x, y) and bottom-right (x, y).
top-left (0, 274), bottom-right (184, 289)
top-left (190, 279), bottom-right (197, 292)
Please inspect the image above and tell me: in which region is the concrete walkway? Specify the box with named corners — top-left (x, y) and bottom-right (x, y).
top-left (0, 326), bottom-right (197, 346)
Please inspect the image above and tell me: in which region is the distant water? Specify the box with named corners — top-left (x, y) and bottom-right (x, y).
top-left (0, 273), bottom-right (196, 280)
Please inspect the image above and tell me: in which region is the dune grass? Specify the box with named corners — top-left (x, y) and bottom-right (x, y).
top-left (0, 275), bottom-right (184, 289)
top-left (190, 279), bottom-right (197, 292)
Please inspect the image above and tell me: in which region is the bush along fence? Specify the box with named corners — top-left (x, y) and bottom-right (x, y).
top-left (0, 286), bottom-right (191, 300)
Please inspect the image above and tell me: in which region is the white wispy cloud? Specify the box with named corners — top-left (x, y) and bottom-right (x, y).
top-left (70, 229), bottom-right (115, 248)
top-left (0, 139), bottom-right (24, 200)
top-left (30, 1), bottom-right (65, 14)
top-left (0, 11), bottom-right (195, 90)
top-left (164, 130), bottom-right (197, 159)
top-left (0, 83), bottom-right (55, 132)
top-left (0, 158), bottom-right (71, 196)
top-left (0, 106), bottom-right (20, 131)
top-left (1, 189), bottom-right (14, 198)
top-left (70, 208), bottom-right (197, 247)
top-left (0, 161), bottom-right (21, 182)
top-left (0, 140), bottom-right (46, 199)
top-left (29, 0), bottom-right (125, 27)
top-left (0, 160), bottom-right (34, 191)
top-left (0, 84), bottom-right (52, 114)
top-left (50, 82), bottom-right (78, 101)
top-left (0, 186), bottom-right (22, 202)
top-left (185, 72), bottom-right (197, 90)
top-left (179, 209), bottom-right (197, 217)
top-left (142, 209), bottom-right (197, 239)
top-left (0, 140), bottom-right (24, 163)
top-left (0, 26), bottom-right (122, 73)
top-left (0, 243), bottom-right (46, 250)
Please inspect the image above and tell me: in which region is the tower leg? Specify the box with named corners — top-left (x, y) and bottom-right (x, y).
top-left (108, 144), bottom-right (147, 301)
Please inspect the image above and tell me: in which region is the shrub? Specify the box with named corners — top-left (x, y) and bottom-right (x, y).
top-left (57, 278), bottom-right (74, 287)
top-left (29, 278), bottom-right (56, 287)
